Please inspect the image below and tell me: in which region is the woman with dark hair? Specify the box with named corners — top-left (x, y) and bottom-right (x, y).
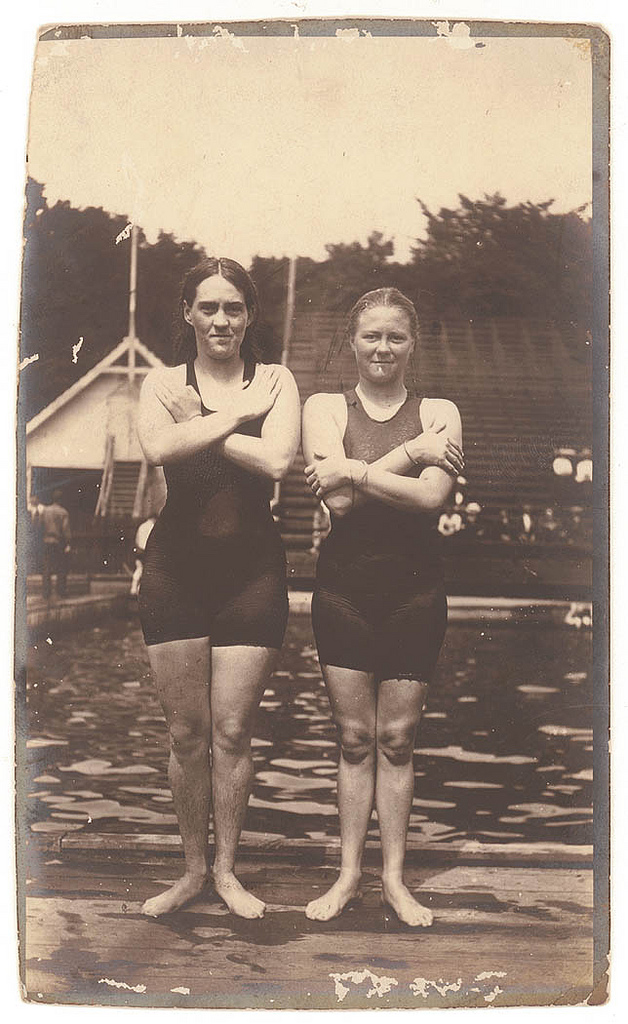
top-left (302, 287), bottom-right (463, 925)
top-left (136, 257), bottom-right (300, 918)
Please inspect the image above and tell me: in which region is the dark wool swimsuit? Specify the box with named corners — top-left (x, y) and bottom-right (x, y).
top-left (312, 388), bottom-right (448, 682)
top-left (138, 360), bottom-right (288, 647)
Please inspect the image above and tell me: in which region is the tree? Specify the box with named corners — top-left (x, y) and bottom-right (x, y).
top-left (410, 193), bottom-right (592, 322)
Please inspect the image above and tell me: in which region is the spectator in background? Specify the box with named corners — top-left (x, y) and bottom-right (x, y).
top-left (438, 508), bottom-right (463, 537)
top-left (463, 501), bottom-right (485, 541)
top-left (28, 493), bottom-right (44, 522)
top-left (538, 506), bottom-right (560, 543)
top-left (39, 489), bottom-right (71, 599)
top-left (517, 503), bottom-right (535, 544)
top-left (130, 514), bottom-right (158, 596)
top-left (496, 508), bottom-right (512, 543)
top-left (567, 506), bottom-right (589, 547)
top-left (575, 452), bottom-right (592, 485)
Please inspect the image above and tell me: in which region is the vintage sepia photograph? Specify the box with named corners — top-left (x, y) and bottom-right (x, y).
top-left (14, 10), bottom-right (609, 1010)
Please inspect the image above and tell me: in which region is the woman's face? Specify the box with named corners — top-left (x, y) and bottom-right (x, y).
top-left (350, 305), bottom-right (415, 385)
top-left (184, 274), bottom-right (249, 361)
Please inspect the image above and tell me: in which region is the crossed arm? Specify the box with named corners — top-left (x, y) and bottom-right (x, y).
top-left (137, 364), bottom-right (301, 481)
top-left (302, 393), bottom-right (463, 516)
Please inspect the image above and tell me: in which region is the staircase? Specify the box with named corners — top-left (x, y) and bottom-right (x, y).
top-left (108, 462), bottom-right (142, 517)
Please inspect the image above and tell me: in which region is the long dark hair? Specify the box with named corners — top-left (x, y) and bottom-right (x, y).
top-left (173, 257), bottom-right (266, 364)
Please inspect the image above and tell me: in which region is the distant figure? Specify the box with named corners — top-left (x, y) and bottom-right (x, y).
top-left (567, 506), bottom-right (589, 546)
top-left (518, 504), bottom-right (536, 544)
top-left (28, 493), bottom-right (44, 522)
top-left (463, 501), bottom-right (485, 541)
top-left (38, 490), bottom-right (71, 599)
top-left (538, 506), bottom-right (559, 543)
top-left (575, 456), bottom-right (592, 485)
top-left (130, 515), bottom-right (157, 596)
top-left (496, 508), bottom-right (512, 543)
top-left (438, 509), bottom-right (463, 537)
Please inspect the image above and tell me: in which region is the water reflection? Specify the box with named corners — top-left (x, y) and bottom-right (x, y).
top-left (25, 613), bottom-right (593, 845)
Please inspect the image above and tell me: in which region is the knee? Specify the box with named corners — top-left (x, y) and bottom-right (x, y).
top-left (168, 716), bottom-right (210, 761)
top-left (377, 724), bottom-right (416, 766)
top-left (212, 716), bottom-right (250, 757)
top-left (338, 723), bottom-right (375, 765)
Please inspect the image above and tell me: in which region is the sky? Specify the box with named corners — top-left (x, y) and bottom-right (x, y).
top-left (27, 27), bottom-right (592, 265)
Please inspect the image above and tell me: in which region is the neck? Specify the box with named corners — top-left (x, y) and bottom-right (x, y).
top-left (194, 350), bottom-right (246, 384)
top-left (356, 377), bottom-right (408, 406)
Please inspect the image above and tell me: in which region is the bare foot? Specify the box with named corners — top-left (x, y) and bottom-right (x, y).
top-left (382, 880), bottom-right (433, 927)
top-left (305, 875), bottom-right (361, 921)
top-left (141, 871), bottom-right (208, 917)
top-left (212, 871), bottom-right (265, 919)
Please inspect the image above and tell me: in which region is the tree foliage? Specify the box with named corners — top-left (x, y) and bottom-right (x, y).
top-left (410, 192), bottom-right (592, 320)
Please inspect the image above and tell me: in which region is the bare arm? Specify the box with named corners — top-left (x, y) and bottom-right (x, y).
top-left (220, 366), bottom-right (301, 481)
top-left (353, 401), bottom-right (463, 513)
top-left (302, 394), bottom-right (354, 516)
top-left (137, 367), bottom-right (245, 466)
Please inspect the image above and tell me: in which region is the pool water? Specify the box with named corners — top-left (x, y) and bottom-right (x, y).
top-left (23, 612), bottom-right (593, 846)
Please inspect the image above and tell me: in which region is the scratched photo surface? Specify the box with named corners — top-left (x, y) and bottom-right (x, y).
top-left (16, 20), bottom-right (608, 1009)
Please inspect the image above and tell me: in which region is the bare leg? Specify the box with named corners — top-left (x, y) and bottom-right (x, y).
top-left (141, 637), bottom-right (211, 916)
top-left (306, 666), bottom-right (377, 921)
top-left (376, 678), bottom-right (433, 927)
top-left (210, 645), bottom-right (277, 919)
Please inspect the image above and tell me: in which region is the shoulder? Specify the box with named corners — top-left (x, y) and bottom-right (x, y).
top-left (421, 397), bottom-right (461, 424)
top-left (267, 363), bottom-right (298, 388)
top-left (143, 364), bottom-right (186, 390)
top-left (303, 392), bottom-right (347, 424)
top-left (303, 392), bottom-right (346, 414)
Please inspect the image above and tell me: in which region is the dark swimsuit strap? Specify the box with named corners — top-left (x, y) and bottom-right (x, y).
top-left (186, 358), bottom-right (256, 415)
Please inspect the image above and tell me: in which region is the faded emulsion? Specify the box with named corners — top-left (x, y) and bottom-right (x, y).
top-left (15, 15), bottom-right (608, 1012)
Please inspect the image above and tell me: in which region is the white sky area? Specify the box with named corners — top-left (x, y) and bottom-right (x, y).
top-left (27, 30), bottom-right (592, 264)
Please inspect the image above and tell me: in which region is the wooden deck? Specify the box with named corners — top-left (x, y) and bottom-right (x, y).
top-left (21, 846), bottom-right (602, 1009)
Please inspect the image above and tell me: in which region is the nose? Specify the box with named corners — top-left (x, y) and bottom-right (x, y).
top-left (213, 304), bottom-right (229, 328)
top-left (375, 336), bottom-right (392, 354)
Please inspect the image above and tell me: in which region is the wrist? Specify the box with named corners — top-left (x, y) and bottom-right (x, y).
top-left (404, 437), bottom-right (424, 465)
top-left (349, 459), bottom-right (369, 488)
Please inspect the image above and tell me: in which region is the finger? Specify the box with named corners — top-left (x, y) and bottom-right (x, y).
top-left (304, 463), bottom-right (315, 476)
top-left (447, 439), bottom-right (463, 457)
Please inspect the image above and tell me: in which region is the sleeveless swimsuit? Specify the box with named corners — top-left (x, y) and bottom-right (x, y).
top-left (138, 360), bottom-right (288, 647)
top-left (311, 388), bottom-right (448, 682)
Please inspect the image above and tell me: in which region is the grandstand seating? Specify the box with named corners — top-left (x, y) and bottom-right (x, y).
top-left (278, 315), bottom-right (593, 571)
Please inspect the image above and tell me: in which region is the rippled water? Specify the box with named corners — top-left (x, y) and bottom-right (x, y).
top-left (24, 611), bottom-right (593, 845)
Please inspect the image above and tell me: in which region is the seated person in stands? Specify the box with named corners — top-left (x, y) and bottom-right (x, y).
top-left (462, 501), bottom-right (485, 541)
top-left (496, 508), bottom-right (512, 543)
top-left (517, 504), bottom-right (535, 544)
top-left (438, 508), bottom-right (463, 537)
top-left (538, 506), bottom-right (560, 543)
